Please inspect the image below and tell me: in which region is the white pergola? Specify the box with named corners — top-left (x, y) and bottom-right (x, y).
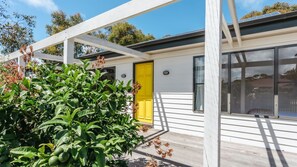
top-left (1, 0), bottom-right (243, 166)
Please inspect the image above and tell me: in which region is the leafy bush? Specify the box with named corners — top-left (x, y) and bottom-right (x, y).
top-left (0, 60), bottom-right (143, 167)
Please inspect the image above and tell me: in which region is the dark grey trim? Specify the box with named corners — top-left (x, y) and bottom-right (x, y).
top-left (274, 47), bottom-right (279, 96)
top-left (78, 11), bottom-right (297, 60)
top-left (228, 54), bottom-right (231, 95)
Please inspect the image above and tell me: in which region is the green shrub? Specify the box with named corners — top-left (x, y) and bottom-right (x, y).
top-left (0, 60), bottom-right (143, 167)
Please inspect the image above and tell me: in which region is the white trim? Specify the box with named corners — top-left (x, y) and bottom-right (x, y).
top-left (75, 35), bottom-right (150, 59)
top-left (222, 15), bottom-right (233, 48)
top-left (227, 0), bottom-right (242, 46)
top-left (1, 0), bottom-right (177, 62)
top-left (34, 53), bottom-right (63, 62)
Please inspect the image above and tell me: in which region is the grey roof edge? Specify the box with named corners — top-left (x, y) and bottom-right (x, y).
top-left (78, 11), bottom-right (297, 60)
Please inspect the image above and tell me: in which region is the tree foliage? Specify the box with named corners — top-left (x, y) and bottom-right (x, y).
top-left (0, 0), bottom-right (36, 54)
top-left (43, 11), bottom-right (84, 56)
top-left (0, 55), bottom-right (143, 166)
top-left (107, 22), bottom-right (155, 46)
top-left (241, 2), bottom-right (297, 19)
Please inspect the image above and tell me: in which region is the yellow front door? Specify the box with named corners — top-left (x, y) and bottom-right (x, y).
top-left (135, 62), bottom-right (153, 124)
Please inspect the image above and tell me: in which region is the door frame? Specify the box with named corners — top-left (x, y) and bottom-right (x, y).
top-left (133, 61), bottom-right (154, 125)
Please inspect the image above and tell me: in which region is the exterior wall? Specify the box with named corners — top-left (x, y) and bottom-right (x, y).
top-left (111, 30), bottom-right (297, 154)
top-left (153, 55), bottom-right (203, 135)
top-left (115, 63), bottom-right (133, 84)
top-left (152, 54), bottom-right (297, 154)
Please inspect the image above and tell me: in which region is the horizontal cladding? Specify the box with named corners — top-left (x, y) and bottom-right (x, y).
top-left (154, 92), bottom-right (297, 153)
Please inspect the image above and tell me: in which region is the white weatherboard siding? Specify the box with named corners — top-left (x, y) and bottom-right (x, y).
top-left (153, 55), bottom-right (203, 135)
top-left (112, 29), bottom-right (297, 154)
top-left (115, 63), bottom-right (133, 85)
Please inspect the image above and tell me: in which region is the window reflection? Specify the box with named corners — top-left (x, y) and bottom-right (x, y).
top-left (195, 46), bottom-right (297, 118)
top-left (230, 50), bottom-right (274, 116)
top-left (90, 67), bottom-right (116, 81)
top-left (278, 46), bottom-right (297, 117)
top-left (101, 67), bottom-right (116, 81)
top-left (221, 54), bottom-right (228, 112)
top-left (194, 57), bottom-right (204, 111)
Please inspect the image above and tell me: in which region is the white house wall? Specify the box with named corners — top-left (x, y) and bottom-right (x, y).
top-left (115, 62), bottom-right (133, 85)
top-left (110, 29), bottom-right (297, 154)
top-left (153, 55), bottom-right (203, 135)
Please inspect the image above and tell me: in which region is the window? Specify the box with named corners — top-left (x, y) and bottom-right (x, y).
top-left (90, 67), bottom-right (116, 81)
top-left (194, 45), bottom-right (297, 118)
top-left (230, 50), bottom-right (275, 116)
top-left (194, 57), bottom-right (204, 111)
top-left (101, 67), bottom-right (116, 81)
top-left (194, 55), bottom-right (229, 112)
top-left (278, 46), bottom-right (297, 117)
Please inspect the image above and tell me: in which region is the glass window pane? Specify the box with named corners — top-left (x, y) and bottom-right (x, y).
top-left (221, 54), bottom-right (228, 112)
top-left (195, 84), bottom-right (204, 111)
top-left (194, 57), bottom-right (204, 111)
top-left (100, 67), bottom-right (116, 81)
top-left (194, 57), bottom-right (204, 84)
top-left (279, 46), bottom-right (297, 82)
top-left (231, 50), bottom-right (274, 116)
top-left (278, 46), bottom-right (297, 117)
top-left (279, 83), bottom-right (297, 117)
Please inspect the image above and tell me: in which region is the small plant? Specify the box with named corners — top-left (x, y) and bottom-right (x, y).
top-left (147, 137), bottom-right (173, 159)
top-left (138, 125), bottom-right (150, 133)
top-left (146, 157), bottom-right (158, 167)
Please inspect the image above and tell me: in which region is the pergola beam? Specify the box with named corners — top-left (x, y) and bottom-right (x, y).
top-left (228, 0), bottom-right (242, 47)
top-left (222, 15), bottom-right (233, 48)
top-left (34, 53), bottom-right (63, 62)
top-left (75, 35), bottom-right (150, 59)
top-left (1, 0), bottom-right (177, 63)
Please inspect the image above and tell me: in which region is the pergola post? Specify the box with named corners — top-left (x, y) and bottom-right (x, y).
top-left (203, 0), bottom-right (222, 166)
top-left (63, 38), bottom-right (75, 64)
top-left (17, 56), bottom-right (25, 72)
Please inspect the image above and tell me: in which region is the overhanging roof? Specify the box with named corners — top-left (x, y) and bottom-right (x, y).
top-left (80, 11), bottom-right (297, 60)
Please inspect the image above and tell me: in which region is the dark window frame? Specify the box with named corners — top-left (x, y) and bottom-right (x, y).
top-left (193, 43), bottom-right (297, 120)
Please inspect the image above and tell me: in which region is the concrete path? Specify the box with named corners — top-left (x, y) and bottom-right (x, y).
top-left (124, 129), bottom-right (297, 167)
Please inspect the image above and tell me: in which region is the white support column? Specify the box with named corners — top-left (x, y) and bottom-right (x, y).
top-left (63, 38), bottom-right (75, 64)
top-left (17, 56), bottom-right (26, 72)
top-left (203, 0), bottom-right (222, 166)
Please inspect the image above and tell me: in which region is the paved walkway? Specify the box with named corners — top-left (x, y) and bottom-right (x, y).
top-left (124, 129), bottom-right (297, 167)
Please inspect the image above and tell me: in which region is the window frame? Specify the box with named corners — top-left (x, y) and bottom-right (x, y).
top-left (192, 43), bottom-right (297, 120)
